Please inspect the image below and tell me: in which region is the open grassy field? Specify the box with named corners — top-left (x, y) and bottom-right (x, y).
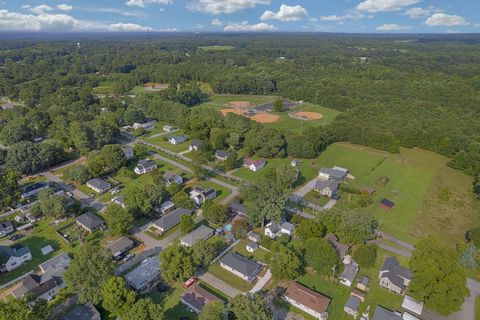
top-left (307, 143), bottom-right (479, 244)
top-left (296, 248), bottom-right (407, 320)
top-left (145, 130), bottom-right (191, 153)
top-left (263, 103), bottom-right (341, 133)
top-left (208, 263), bottom-right (252, 292)
top-left (196, 94), bottom-right (277, 110)
top-left (198, 45), bottom-right (235, 51)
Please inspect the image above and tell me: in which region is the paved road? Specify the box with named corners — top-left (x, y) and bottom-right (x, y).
top-left (250, 269), bottom-right (272, 293)
top-left (376, 229), bottom-right (415, 251)
top-left (368, 240), bottom-right (412, 258)
top-left (294, 178), bottom-right (317, 197)
top-left (198, 271), bottom-right (243, 298)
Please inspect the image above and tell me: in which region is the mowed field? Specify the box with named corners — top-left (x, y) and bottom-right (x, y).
top-left (308, 143), bottom-right (479, 244)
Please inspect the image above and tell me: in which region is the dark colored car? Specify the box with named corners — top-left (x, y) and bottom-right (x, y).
top-left (8, 234), bottom-right (24, 241)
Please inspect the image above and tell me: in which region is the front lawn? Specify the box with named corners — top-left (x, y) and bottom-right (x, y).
top-left (208, 263), bottom-right (253, 292)
top-left (233, 240), bottom-right (270, 264)
top-left (189, 180), bottom-right (232, 204)
top-left (145, 130), bottom-right (191, 153)
top-left (303, 191), bottom-right (331, 207)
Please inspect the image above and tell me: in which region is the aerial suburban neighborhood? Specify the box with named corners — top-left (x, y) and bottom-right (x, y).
top-left (0, 6), bottom-right (479, 320)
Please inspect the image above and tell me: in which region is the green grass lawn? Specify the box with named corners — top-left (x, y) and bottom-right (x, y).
top-left (303, 191), bottom-right (330, 207)
top-left (233, 240), bottom-right (270, 264)
top-left (143, 121), bottom-right (171, 137)
top-left (476, 296), bottom-right (480, 320)
top-left (148, 282), bottom-right (197, 320)
top-left (296, 248), bottom-right (406, 320)
top-left (0, 218), bottom-right (76, 286)
top-left (92, 83), bottom-right (116, 94)
top-left (198, 281), bottom-right (229, 302)
top-left (145, 130), bottom-right (191, 153)
top-left (208, 263), bottom-right (253, 292)
top-left (198, 45), bottom-right (234, 51)
top-left (196, 94), bottom-right (277, 109)
top-left (263, 103), bottom-right (341, 133)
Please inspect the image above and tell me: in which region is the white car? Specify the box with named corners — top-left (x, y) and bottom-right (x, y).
top-left (110, 189), bottom-right (120, 195)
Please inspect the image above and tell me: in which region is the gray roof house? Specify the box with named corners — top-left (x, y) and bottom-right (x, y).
top-left (319, 167), bottom-right (348, 181)
top-left (357, 275), bottom-right (370, 291)
top-left (215, 150), bottom-right (232, 161)
top-left (164, 171), bottom-right (184, 186)
top-left (39, 253), bottom-right (71, 273)
top-left (379, 257), bottom-right (412, 295)
top-left (313, 179), bottom-right (339, 198)
top-left (190, 186), bottom-right (217, 206)
top-left (151, 208), bottom-right (192, 234)
top-left (189, 139), bottom-right (202, 151)
top-left (280, 222), bottom-right (296, 236)
top-left (344, 296), bottom-right (361, 317)
top-left (229, 201), bottom-right (247, 216)
top-left (0, 244), bottom-right (32, 272)
top-left (265, 222), bottom-right (280, 239)
top-left (0, 221), bottom-right (14, 238)
top-left (134, 159), bottom-right (157, 175)
top-left (61, 303), bottom-right (101, 320)
top-left (125, 257), bottom-right (160, 293)
top-left (339, 262), bottom-right (359, 287)
top-left (247, 231), bottom-right (261, 243)
top-left (168, 135), bottom-right (187, 145)
top-left (108, 236), bottom-right (135, 259)
top-left (219, 252), bottom-right (263, 283)
top-left (86, 178), bottom-right (111, 194)
top-left (21, 182), bottom-right (49, 199)
top-left (180, 225), bottom-right (214, 247)
top-left (326, 233), bottom-right (350, 260)
top-left (372, 306), bottom-right (402, 320)
top-left (75, 212), bottom-right (105, 233)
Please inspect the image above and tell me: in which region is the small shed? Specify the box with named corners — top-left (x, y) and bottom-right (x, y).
top-left (247, 231), bottom-right (261, 243)
top-left (344, 296), bottom-right (361, 317)
top-left (361, 186), bottom-right (376, 196)
top-left (246, 242), bottom-right (259, 253)
top-left (40, 245), bottom-right (54, 256)
top-left (380, 198), bottom-right (394, 210)
top-left (356, 275), bottom-right (369, 292)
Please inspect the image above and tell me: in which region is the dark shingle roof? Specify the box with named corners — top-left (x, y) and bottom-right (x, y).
top-left (137, 159), bottom-right (157, 170)
top-left (345, 296), bottom-right (361, 311)
top-left (314, 179), bottom-right (339, 192)
top-left (319, 167), bottom-right (347, 180)
top-left (215, 150), bottom-right (231, 159)
top-left (75, 212), bottom-right (104, 230)
top-left (86, 178), bottom-right (111, 191)
top-left (229, 201), bottom-right (247, 214)
top-left (61, 303), bottom-right (101, 320)
top-left (220, 252), bottom-right (262, 279)
top-left (152, 208), bottom-right (192, 231)
top-left (372, 306), bottom-right (402, 320)
top-left (0, 244), bottom-right (30, 259)
top-left (181, 284), bottom-right (222, 312)
top-left (191, 139), bottom-right (202, 147)
top-left (381, 257), bottom-right (412, 281)
top-left (107, 236), bottom-right (134, 255)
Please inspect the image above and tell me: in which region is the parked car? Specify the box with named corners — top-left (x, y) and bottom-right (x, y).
top-left (65, 191), bottom-right (73, 197)
top-left (8, 234), bottom-right (24, 241)
top-left (123, 253), bottom-right (135, 262)
top-left (110, 188), bottom-right (120, 195)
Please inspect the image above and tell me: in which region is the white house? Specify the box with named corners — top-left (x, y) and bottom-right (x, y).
top-left (280, 222), bottom-right (295, 236)
top-left (189, 186), bottom-right (217, 206)
top-left (0, 221), bottom-right (14, 238)
top-left (86, 178), bottom-right (112, 194)
top-left (134, 159), bottom-right (158, 175)
top-left (132, 119), bottom-right (156, 131)
top-left (189, 139), bottom-right (202, 152)
top-left (243, 158), bottom-right (266, 172)
top-left (265, 221), bottom-right (296, 239)
top-left (219, 252), bottom-right (263, 283)
top-left (164, 172), bottom-right (183, 186)
top-left (265, 222), bottom-right (280, 239)
top-left (168, 135), bottom-right (187, 145)
top-left (163, 125), bottom-right (175, 132)
top-left (339, 262), bottom-right (359, 287)
top-left (319, 167), bottom-right (348, 181)
top-left (313, 179), bottom-right (339, 198)
top-left (0, 244), bottom-right (32, 272)
top-left (246, 242), bottom-right (259, 253)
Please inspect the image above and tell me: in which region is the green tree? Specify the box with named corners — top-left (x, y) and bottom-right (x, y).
top-left (352, 244), bottom-right (377, 269)
top-left (159, 244), bottom-right (195, 282)
top-left (269, 242), bottom-right (302, 280)
top-left (200, 301), bottom-right (225, 320)
top-left (172, 191), bottom-right (195, 210)
top-left (100, 144), bottom-right (126, 172)
top-left (0, 118), bottom-right (33, 145)
top-left (101, 276), bottom-right (136, 316)
top-left (273, 99), bottom-right (284, 112)
top-left (31, 188), bottom-right (67, 219)
top-left (409, 238), bottom-right (468, 315)
top-left (122, 298), bottom-right (164, 320)
top-left (296, 219), bottom-right (325, 240)
top-left (202, 200), bottom-right (228, 225)
top-left (104, 204), bottom-right (134, 236)
top-left (124, 108), bottom-right (145, 126)
top-left (304, 238), bottom-right (339, 276)
top-left (179, 214), bottom-right (195, 234)
top-left (6, 141), bottom-right (43, 174)
top-left (63, 164), bottom-right (90, 184)
top-left (210, 127), bottom-right (227, 150)
top-left (64, 243), bottom-right (113, 304)
top-left (69, 121), bottom-right (93, 155)
top-left (228, 293), bottom-right (272, 320)
top-left (192, 239), bottom-right (223, 268)
top-left (466, 227), bottom-right (480, 248)
top-left (0, 294), bottom-right (51, 320)
top-left (0, 168), bottom-right (21, 209)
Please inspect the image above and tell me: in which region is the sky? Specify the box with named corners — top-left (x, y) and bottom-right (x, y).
top-left (0, 0), bottom-right (479, 33)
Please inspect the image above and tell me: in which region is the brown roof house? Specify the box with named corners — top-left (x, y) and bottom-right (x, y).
top-left (282, 282), bottom-right (331, 320)
top-left (379, 257), bottom-right (412, 295)
top-left (181, 284), bottom-right (222, 314)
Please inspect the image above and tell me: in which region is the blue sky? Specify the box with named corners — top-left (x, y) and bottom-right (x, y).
top-left (0, 0), bottom-right (479, 33)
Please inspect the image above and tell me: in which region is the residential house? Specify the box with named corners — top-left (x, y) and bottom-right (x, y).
top-left (125, 257), bottom-right (160, 293)
top-left (344, 296), bottom-right (361, 318)
top-left (0, 244), bottom-right (32, 272)
top-left (219, 252), bottom-right (263, 283)
top-left (326, 233), bottom-right (350, 261)
top-left (243, 158), bottom-right (266, 172)
top-left (215, 150), bottom-right (231, 161)
top-left (380, 198), bottom-right (395, 210)
top-left (189, 139), bottom-right (202, 151)
top-left (402, 313), bottom-right (420, 320)
top-left (60, 303), bottom-right (101, 320)
top-left (246, 242), bottom-right (259, 253)
top-left (379, 257), bottom-right (412, 295)
top-left (132, 119), bottom-right (156, 131)
top-left (265, 222), bottom-right (296, 239)
top-left (134, 159), bottom-right (158, 175)
top-left (280, 222), bottom-right (295, 236)
top-left (351, 288), bottom-right (366, 302)
top-left (356, 275), bottom-right (369, 292)
top-left (0, 221), bottom-right (14, 238)
top-left (339, 262), bottom-right (359, 287)
top-left (112, 196), bottom-right (127, 209)
top-left (164, 171), bottom-right (183, 186)
top-left (75, 212), bottom-right (105, 233)
top-left (86, 178), bottom-right (111, 194)
top-left (156, 200), bottom-right (175, 215)
top-left (291, 159), bottom-right (299, 167)
top-left (0, 102), bottom-right (15, 110)
top-left (21, 182), bottom-right (49, 199)
top-left (229, 201), bottom-right (247, 216)
top-left (372, 306), bottom-right (402, 320)
top-left (181, 284), bottom-right (222, 314)
top-left (282, 281), bottom-right (331, 320)
top-left (168, 135), bottom-right (187, 145)
top-left (150, 208), bottom-right (192, 234)
top-left (402, 295), bottom-right (424, 317)
top-left (319, 167), bottom-right (348, 181)
top-left (122, 146), bottom-right (134, 160)
top-left (180, 225), bottom-right (214, 247)
top-left (163, 125), bottom-right (175, 132)
top-left (12, 253), bottom-right (71, 302)
top-left (313, 179), bottom-right (339, 198)
top-left (190, 186), bottom-right (217, 206)
top-left (247, 231), bottom-right (261, 243)
top-left (107, 236), bottom-right (135, 259)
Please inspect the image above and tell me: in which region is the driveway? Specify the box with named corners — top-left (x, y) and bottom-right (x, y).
top-left (250, 269), bottom-right (272, 293)
top-left (322, 199), bottom-right (337, 210)
top-left (293, 178), bottom-right (317, 197)
top-left (114, 247), bottom-right (163, 276)
top-left (198, 271), bottom-right (243, 298)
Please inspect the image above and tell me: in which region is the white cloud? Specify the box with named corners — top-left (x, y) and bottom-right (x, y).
top-left (224, 21), bottom-right (276, 32)
top-left (57, 4), bottom-right (73, 12)
top-left (97, 7), bottom-right (146, 18)
top-left (320, 12), bottom-right (365, 22)
top-left (188, 0), bottom-right (270, 15)
top-left (211, 18), bottom-right (223, 26)
top-left (125, 0), bottom-right (172, 8)
top-left (357, 0), bottom-right (420, 13)
top-left (376, 23), bottom-right (411, 31)
top-left (261, 4), bottom-right (308, 22)
top-left (425, 13), bottom-right (468, 27)
top-left (21, 5), bottom-right (31, 9)
top-left (30, 4), bottom-right (53, 15)
top-left (109, 23), bottom-right (150, 32)
top-left (320, 15), bottom-right (342, 21)
top-left (402, 7), bottom-right (430, 18)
